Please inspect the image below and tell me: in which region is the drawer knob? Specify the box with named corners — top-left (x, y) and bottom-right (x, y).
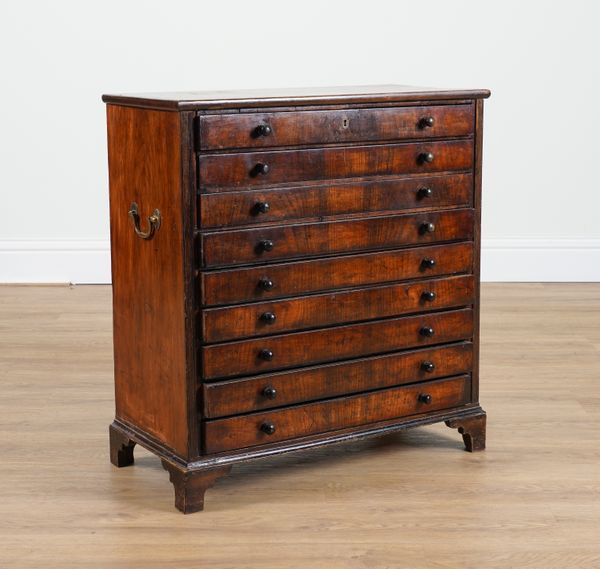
top-left (258, 239), bottom-right (275, 252)
top-left (421, 258), bottom-right (436, 269)
top-left (420, 326), bottom-right (435, 337)
top-left (421, 291), bottom-right (436, 302)
top-left (258, 277), bottom-right (274, 291)
top-left (421, 361), bottom-right (436, 373)
top-left (417, 187), bottom-right (433, 199)
top-left (418, 152), bottom-right (434, 164)
top-left (420, 222), bottom-right (436, 234)
top-left (254, 201), bottom-right (271, 214)
top-left (254, 124), bottom-right (272, 137)
top-left (260, 422), bottom-right (276, 435)
top-left (418, 393), bottom-right (433, 404)
top-left (259, 349), bottom-right (274, 361)
top-left (252, 163), bottom-right (270, 176)
top-left (419, 117), bottom-right (435, 129)
top-left (261, 312), bottom-right (277, 323)
top-left (262, 386), bottom-right (277, 399)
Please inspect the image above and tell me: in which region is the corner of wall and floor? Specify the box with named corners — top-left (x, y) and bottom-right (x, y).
top-left (1, 238), bottom-right (600, 284)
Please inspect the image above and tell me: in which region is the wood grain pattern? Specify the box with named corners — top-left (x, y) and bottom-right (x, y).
top-left (200, 242), bottom-right (474, 306)
top-left (198, 140), bottom-right (474, 190)
top-left (202, 308), bottom-right (473, 379)
top-left (202, 342), bottom-right (473, 418)
top-left (198, 104), bottom-right (474, 150)
top-left (202, 275), bottom-right (474, 342)
top-left (106, 105), bottom-right (190, 458)
top-left (203, 375), bottom-right (471, 453)
top-left (201, 208), bottom-right (474, 267)
top-left (199, 173), bottom-right (473, 228)
top-left (2, 283), bottom-right (597, 567)
top-left (102, 84), bottom-right (490, 110)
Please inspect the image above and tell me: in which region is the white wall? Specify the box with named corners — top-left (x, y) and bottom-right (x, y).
top-left (1, 0), bottom-right (599, 283)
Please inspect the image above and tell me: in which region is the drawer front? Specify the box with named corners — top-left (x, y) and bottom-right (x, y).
top-left (202, 308), bottom-right (473, 379)
top-left (201, 242), bottom-right (474, 306)
top-left (203, 342), bottom-right (473, 418)
top-left (200, 173), bottom-right (473, 228)
top-left (198, 104), bottom-right (474, 150)
top-left (202, 209), bottom-right (474, 268)
top-left (202, 275), bottom-right (474, 343)
top-left (203, 375), bottom-right (471, 453)
top-left (199, 140), bottom-right (474, 190)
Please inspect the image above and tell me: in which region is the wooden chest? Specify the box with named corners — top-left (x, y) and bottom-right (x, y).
top-left (103, 85), bottom-right (490, 513)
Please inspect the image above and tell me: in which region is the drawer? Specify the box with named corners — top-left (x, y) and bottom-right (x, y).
top-left (203, 342), bottom-right (473, 418)
top-left (203, 374), bottom-right (471, 453)
top-left (200, 172), bottom-right (473, 229)
top-left (201, 209), bottom-right (474, 268)
top-left (202, 275), bottom-right (474, 343)
top-left (201, 242), bottom-right (474, 306)
top-left (198, 140), bottom-right (474, 190)
top-left (202, 308), bottom-right (473, 379)
top-left (198, 104), bottom-right (474, 150)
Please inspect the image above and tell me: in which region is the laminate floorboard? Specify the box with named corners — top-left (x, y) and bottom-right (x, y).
top-left (1, 284), bottom-right (599, 568)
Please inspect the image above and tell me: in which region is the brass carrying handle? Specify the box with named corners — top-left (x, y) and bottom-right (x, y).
top-left (128, 202), bottom-right (161, 240)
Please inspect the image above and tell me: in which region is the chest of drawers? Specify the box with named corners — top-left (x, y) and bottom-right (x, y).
top-left (103, 85), bottom-right (490, 513)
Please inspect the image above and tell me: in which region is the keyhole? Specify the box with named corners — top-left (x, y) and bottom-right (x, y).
top-left (342, 118), bottom-right (349, 129)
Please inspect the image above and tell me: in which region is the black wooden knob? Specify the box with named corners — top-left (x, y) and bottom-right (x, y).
top-left (418, 393), bottom-right (432, 404)
top-left (421, 291), bottom-right (436, 302)
top-left (419, 117), bottom-right (435, 128)
top-left (253, 163), bottom-right (270, 176)
top-left (254, 201), bottom-right (270, 214)
top-left (420, 326), bottom-right (435, 337)
top-left (259, 349), bottom-right (273, 361)
top-left (261, 422), bottom-right (276, 434)
top-left (418, 152), bottom-right (434, 164)
top-left (262, 386), bottom-right (277, 399)
top-left (417, 187), bottom-right (433, 199)
top-left (420, 222), bottom-right (436, 234)
top-left (258, 239), bottom-right (274, 252)
top-left (421, 258), bottom-right (436, 269)
top-left (421, 361), bottom-right (435, 373)
top-left (258, 277), bottom-right (274, 291)
top-left (258, 277), bottom-right (275, 290)
top-left (261, 312), bottom-right (277, 323)
top-left (255, 124), bottom-right (272, 137)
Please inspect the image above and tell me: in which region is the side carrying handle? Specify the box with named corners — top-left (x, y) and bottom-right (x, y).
top-left (128, 202), bottom-right (161, 240)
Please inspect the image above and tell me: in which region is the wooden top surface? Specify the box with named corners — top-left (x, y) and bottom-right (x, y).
top-left (102, 84), bottom-right (491, 111)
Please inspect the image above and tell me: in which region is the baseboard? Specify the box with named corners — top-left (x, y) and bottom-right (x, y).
top-left (0, 241), bottom-right (111, 284)
top-left (480, 238), bottom-right (600, 282)
top-left (1, 239), bottom-right (599, 284)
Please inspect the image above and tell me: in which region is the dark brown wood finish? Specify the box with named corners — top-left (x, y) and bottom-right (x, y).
top-left (200, 173), bottom-right (473, 228)
top-left (202, 209), bottom-right (474, 268)
top-left (161, 461), bottom-right (232, 513)
top-left (102, 84), bottom-right (490, 111)
top-left (198, 104), bottom-right (474, 150)
top-left (202, 308), bottom-right (473, 379)
top-left (471, 99), bottom-right (485, 403)
top-left (202, 342), bottom-right (473, 418)
top-left (201, 242), bottom-right (474, 306)
top-left (445, 412), bottom-right (486, 452)
top-left (105, 86), bottom-right (488, 512)
top-left (106, 105), bottom-right (190, 458)
top-left (204, 375), bottom-right (471, 453)
top-left (109, 422), bottom-right (136, 467)
top-left (202, 275), bottom-right (474, 342)
top-left (199, 140), bottom-right (473, 190)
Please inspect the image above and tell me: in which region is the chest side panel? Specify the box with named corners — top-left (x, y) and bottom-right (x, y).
top-left (107, 105), bottom-right (189, 458)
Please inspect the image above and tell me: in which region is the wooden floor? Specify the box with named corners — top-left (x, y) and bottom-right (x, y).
top-left (1, 284), bottom-right (599, 568)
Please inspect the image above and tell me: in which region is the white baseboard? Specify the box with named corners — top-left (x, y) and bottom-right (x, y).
top-left (0, 241), bottom-right (111, 284)
top-left (481, 238), bottom-right (600, 282)
top-left (1, 238), bottom-right (599, 284)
